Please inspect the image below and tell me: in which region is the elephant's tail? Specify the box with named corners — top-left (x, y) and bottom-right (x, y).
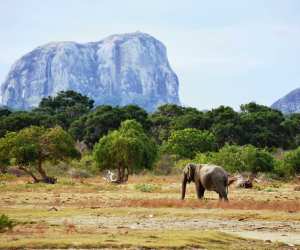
top-left (228, 176), bottom-right (237, 186)
top-left (226, 180), bottom-right (229, 196)
top-left (226, 176), bottom-right (235, 196)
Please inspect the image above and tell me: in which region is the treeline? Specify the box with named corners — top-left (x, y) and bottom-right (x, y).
top-left (0, 90), bottom-right (300, 182)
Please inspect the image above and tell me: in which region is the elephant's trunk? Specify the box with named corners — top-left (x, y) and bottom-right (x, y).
top-left (181, 173), bottom-right (187, 200)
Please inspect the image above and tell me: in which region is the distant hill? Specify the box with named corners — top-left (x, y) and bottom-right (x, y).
top-left (271, 88), bottom-right (300, 114)
top-left (0, 32), bottom-right (180, 112)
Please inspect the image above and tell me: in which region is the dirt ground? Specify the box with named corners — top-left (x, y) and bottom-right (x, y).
top-left (0, 175), bottom-right (299, 249)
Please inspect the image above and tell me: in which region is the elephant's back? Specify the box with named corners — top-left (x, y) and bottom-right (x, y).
top-left (200, 165), bottom-right (228, 191)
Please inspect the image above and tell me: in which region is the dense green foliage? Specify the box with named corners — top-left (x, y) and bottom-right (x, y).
top-left (195, 144), bottom-right (275, 174)
top-left (34, 90), bottom-right (94, 129)
top-left (1, 91), bottom-right (300, 180)
top-left (0, 111), bottom-right (57, 138)
top-left (93, 120), bottom-right (157, 182)
top-left (281, 147), bottom-right (300, 175)
top-left (69, 105), bottom-right (150, 148)
top-left (149, 103), bottom-right (297, 149)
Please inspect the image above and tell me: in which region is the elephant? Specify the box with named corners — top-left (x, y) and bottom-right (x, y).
top-left (181, 163), bottom-right (229, 201)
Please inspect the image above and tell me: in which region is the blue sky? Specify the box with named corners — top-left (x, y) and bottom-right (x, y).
top-left (0, 0), bottom-right (300, 110)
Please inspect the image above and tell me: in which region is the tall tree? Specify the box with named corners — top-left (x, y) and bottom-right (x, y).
top-left (207, 106), bottom-right (242, 147)
top-left (34, 90), bottom-right (94, 129)
top-left (240, 102), bottom-right (287, 148)
top-left (162, 128), bottom-right (217, 159)
top-left (93, 120), bottom-right (157, 183)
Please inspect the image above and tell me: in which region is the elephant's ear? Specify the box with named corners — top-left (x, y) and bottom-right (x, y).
top-left (181, 164), bottom-right (195, 200)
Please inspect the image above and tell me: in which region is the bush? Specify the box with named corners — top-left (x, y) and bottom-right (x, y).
top-left (67, 168), bottom-right (91, 178)
top-left (282, 147), bottom-right (300, 176)
top-left (70, 154), bottom-right (98, 176)
top-left (134, 183), bottom-right (161, 192)
top-left (194, 144), bottom-right (275, 174)
top-left (0, 214), bottom-right (15, 232)
top-left (153, 154), bottom-right (175, 175)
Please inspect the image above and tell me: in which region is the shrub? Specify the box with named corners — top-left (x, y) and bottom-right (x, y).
top-left (0, 214), bottom-right (15, 232)
top-left (134, 183), bottom-right (161, 193)
top-left (153, 154), bottom-right (175, 175)
top-left (58, 178), bottom-right (76, 186)
top-left (67, 168), bottom-right (91, 178)
top-left (194, 144), bottom-right (275, 174)
top-left (272, 160), bottom-right (291, 179)
top-left (282, 147), bottom-right (300, 175)
top-left (70, 154), bottom-right (98, 176)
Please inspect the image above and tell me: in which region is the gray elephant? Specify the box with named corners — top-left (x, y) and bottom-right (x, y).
top-left (181, 163), bottom-right (229, 201)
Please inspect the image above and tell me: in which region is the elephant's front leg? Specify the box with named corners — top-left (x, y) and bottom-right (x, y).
top-left (195, 180), bottom-right (205, 199)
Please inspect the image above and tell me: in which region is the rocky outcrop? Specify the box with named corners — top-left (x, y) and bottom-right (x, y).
top-left (0, 32), bottom-right (180, 111)
top-left (272, 88), bottom-right (300, 114)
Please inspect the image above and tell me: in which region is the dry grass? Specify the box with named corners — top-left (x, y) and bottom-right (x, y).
top-left (120, 198), bottom-right (300, 212)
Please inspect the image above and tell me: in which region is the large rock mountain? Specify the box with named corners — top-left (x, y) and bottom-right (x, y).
top-left (271, 88), bottom-right (300, 114)
top-left (0, 32), bottom-right (180, 111)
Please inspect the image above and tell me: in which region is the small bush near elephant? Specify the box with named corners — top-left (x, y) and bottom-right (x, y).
top-left (0, 214), bottom-right (15, 232)
top-left (194, 144), bottom-right (275, 174)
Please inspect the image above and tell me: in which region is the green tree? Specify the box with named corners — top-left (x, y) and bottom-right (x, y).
top-left (163, 128), bottom-right (216, 159)
top-left (34, 90), bottom-right (94, 129)
top-left (281, 113), bottom-right (300, 148)
top-left (0, 135), bottom-right (11, 174)
top-left (69, 105), bottom-right (150, 148)
top-left (240, 102), bottom-right (287, 148)
top-left (0, 108), bottom-right (11, 117)
top-left (0, 126), bottom-right (79, 183)
top-left (93, 120), bottom-right (157, 183)
top-left (150, 104), bottom-right (209, 144)
top-left (207, 106), bottom-right (242, 147)
top-left (0, 111), bottom-right (57, 138)
top-left (171, 108), bottom-right (209, 131)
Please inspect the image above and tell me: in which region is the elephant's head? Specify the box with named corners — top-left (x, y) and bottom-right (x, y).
top-left (181, 163), bottom-right (197, 200)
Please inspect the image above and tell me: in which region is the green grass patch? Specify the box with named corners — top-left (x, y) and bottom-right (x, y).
top-left (0, 229), bottom-right (288, 249)
top-left (0, 214), bottom-right (16, 232)
top-left (134, 183), bottom-right (161, 192)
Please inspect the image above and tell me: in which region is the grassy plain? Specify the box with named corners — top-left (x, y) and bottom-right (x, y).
top-left (0, 175), bottom-right (299, 249)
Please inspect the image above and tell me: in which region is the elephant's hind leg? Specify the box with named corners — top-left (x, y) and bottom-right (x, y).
top-left (195, 180), bottom-right (205, 199)
top-left (218, 189), bottom-right (228, 202)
